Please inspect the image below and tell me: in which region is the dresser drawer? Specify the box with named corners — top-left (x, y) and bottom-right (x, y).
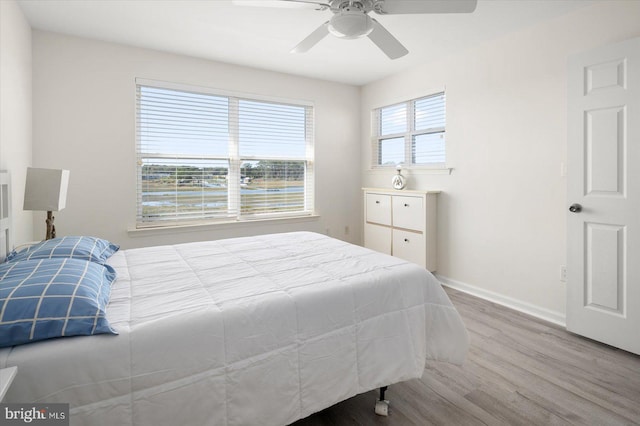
top-left (366, 193), bottom-right (392, 225)
top-left (392, 195), bottom-right (423, 231)
top-left (392, 229), bottom-right (426, 267)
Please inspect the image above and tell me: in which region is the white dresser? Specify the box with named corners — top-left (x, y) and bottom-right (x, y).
top-left (363, 188), bottom-right (439, 271)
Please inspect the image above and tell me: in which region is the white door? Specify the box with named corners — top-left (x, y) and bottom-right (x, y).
top-left (567, 37), bottom-right (640, 355)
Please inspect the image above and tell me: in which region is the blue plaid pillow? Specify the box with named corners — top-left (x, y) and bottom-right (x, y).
top-left (0, 258), bottom-right (117, 348)
top-left (6, 236), bottom-right (119, 265)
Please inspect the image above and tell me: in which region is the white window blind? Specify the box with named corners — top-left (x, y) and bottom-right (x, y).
top-left (136, 82), bottom-right (314, 227)
top-left (372, 92), bottom-right (446, 167)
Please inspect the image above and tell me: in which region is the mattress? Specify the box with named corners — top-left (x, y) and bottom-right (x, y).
top-left (0, 232), bottom-right (468, 425)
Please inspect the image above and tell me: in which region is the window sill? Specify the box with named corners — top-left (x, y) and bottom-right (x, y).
top-left (368, 167), bottom-right (453, 175)
top-left (128, 214), bottom-right (320, 238)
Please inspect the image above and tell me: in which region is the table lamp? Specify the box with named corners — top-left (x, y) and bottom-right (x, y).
top-left (23, 167), bottom-right (70, 240)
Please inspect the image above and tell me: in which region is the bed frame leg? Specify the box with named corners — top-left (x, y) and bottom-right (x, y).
top-left (374, 386), bottom-right (389, 416)
top-left (379, 386), bottom-right (388, 401)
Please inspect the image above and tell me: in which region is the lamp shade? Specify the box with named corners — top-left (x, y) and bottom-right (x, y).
top-left (23, 168), bottom-right (70, 212)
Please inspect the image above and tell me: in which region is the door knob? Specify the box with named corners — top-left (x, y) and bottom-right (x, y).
top-left (569, 203), bottom-right (582, 213)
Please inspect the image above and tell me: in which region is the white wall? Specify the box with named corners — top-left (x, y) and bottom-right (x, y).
top-left (0, 0), bottom-right (33, 247)
top-left (361, 0), bottom-right (640, 319)
top-left (32, 32), bottom-right (361, 249)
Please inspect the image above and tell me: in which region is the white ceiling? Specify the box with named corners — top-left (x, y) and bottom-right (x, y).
top-left (17, 0), bottom-right (595, 86)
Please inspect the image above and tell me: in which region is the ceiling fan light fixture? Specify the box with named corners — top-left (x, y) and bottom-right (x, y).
top-left (328, 9), bottom-right (373, 39)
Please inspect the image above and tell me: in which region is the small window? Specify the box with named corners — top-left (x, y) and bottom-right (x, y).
top-left (372, 92), bottom-right (446, 167)
top-left (136, 81), bottom-right (314, 228)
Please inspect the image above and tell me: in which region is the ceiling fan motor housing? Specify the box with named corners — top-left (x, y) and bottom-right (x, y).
top-left (328, 8), bottom-right (374, 39)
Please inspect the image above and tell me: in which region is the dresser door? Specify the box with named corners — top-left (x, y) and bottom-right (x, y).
top-left (392, 229), bottom-right (425, 267)
top-left (366, 193), bottom-right (392, 226)
top-left (392, 195), bottom-right (423, 231)
top-left (364, 223), bottom-right (392, 255)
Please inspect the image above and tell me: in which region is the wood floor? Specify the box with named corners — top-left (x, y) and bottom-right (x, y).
top-left (293, 287), bottom-right (640, 425)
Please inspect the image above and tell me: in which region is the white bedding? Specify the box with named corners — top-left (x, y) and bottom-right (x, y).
top-left (0, 232), bottom-right (468, 425)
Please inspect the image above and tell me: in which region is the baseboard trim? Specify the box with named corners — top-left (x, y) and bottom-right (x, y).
top-left (436, 274), bottom-right (566, 328)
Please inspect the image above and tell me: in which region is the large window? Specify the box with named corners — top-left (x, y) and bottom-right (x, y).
top-left (136, 80), bottom-right (314, 227)
top-left (372, 92), bottom-right (446, 167)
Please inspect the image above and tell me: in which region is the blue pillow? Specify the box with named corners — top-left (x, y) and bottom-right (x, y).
top-left (0, 258), bottom-right (117, 348)
top-left (6, 236), bottom-right (119, 265)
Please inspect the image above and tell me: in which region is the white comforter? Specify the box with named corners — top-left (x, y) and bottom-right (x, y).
top-left (0, 232), bottom-right (468, 426)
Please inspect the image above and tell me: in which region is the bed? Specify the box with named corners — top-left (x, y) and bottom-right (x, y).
top-left (0, 229), bottom-right (468, 425)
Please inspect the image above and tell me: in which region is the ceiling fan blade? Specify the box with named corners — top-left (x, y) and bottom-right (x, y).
top-left (367, 19), bottom-right (408, 59)
top-left (279, 0), bottom-right (331, 7)
top-left (232, 0), bottom-right (328, 8)
top-left (291, 22), bottom-right (330, 53)
top-left (374, 0), bottom-right (477, 14)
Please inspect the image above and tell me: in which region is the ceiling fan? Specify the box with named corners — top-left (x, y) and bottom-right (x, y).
top-left (236, 0), bottom-right (478, 60)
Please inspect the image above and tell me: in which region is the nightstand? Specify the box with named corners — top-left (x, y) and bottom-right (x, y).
top-left (0, 366), bottom-right (17, 401)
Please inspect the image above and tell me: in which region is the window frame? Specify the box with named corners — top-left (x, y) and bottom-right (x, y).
top-left (135, 78), bottom-right (314, 229)
top-left (371, 91), bottom-right (446, 168)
